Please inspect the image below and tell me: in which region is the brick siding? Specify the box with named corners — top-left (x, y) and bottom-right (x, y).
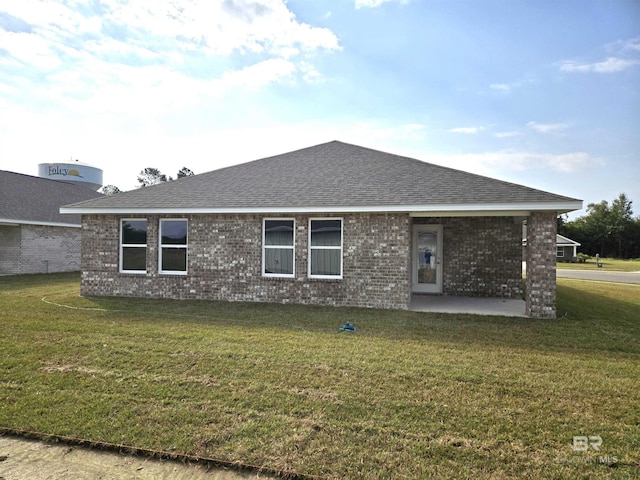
top-left (525, 212), bottom-right (557, 318)
top-left (0, 226), bottom-right (21, 274)
top-left (80, 213), bottom-right (412, 310)
top-left (80, 213), bottom-right (536, 310)
top-left (0, 224), bottom-right (82, 274)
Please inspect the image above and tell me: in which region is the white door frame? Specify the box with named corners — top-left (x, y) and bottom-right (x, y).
top-left (412, 224), bottom-right (443, 294)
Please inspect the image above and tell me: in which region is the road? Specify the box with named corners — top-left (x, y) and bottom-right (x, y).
top-left (556, 269), bottom-right (640, 284)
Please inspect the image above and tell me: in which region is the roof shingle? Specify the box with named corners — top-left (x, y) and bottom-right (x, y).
top-left (1, 170), bottom-right (102, 225)
top-left (62, 141), bottom-right (581, 213)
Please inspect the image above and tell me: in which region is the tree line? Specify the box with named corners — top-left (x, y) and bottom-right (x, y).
top-left (559, 193), bottom-right (640, 259)
top-left (100, 167), bottom-right (195, 195)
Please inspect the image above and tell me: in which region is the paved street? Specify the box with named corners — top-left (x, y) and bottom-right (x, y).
top-left (556, 269), bottom-right (640, 284)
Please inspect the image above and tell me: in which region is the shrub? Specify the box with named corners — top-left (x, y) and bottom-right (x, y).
top-left (576, 252), bottom-right (590, 263)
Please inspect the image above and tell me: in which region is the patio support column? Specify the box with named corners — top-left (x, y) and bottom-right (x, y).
top-left (525, 212), bottom-right (557, 318)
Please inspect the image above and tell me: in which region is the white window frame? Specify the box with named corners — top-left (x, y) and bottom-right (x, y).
top-left (308, 217), bottom-right (343, 279)
top-left (159, 218), bottom-right (188, 275)
top-left (556, 247), bottom-right (564, 258)
top-left (262, 218), bottom-right (295, 278)
top-left (120, 218), bottom-right (147, 274)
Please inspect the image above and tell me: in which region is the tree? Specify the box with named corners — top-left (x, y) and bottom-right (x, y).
top-left (137, 168), bottom-right (172, 187)
top-left (100, 185), bottom-right (121, 196)
top-left (585, 200), bottom-right (612, 256)
top-left (177, 167), bottom-right (195, 178)
top-left (560, 193), bottom-right (637, 258)
top-left (609, 193), bottom-right (634, 257)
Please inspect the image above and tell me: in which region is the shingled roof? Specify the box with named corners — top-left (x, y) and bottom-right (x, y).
top-left (61, 141), bottom-right (581, 215)
top-left (0, 170), bottom-right (102, 226)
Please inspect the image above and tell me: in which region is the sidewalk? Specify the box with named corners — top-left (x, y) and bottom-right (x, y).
top-left (0, 436), bottom-right (269, 480)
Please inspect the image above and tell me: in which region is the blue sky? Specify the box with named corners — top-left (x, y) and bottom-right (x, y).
top-left (0, 0), bottom-right (638, 218)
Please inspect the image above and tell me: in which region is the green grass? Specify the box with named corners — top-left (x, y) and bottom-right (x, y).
top-left (1, 273), bottom-right (639, 479)
top-left (557, 257), bottom-right (640, 272)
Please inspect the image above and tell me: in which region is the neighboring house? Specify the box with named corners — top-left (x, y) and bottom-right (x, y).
top-left (556, 234), bottom-right (581, 261)
top-left (0, 170), bottom-right (102, 274)
top-left (522, 227), bottom-right (582, 263)
top-left (61, 141), bottom-right (582, 318)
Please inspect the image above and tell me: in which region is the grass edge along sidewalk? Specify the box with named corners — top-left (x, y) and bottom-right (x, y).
top-left (1, 273), bottom-right (639, 479)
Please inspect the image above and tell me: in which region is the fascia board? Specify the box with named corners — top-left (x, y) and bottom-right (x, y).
top-left (556, 234), bottom-right (581, 246)
top-left (0, 218), bottom-right (81, 228)
top-left (60, 200), bottom-right (583, 216)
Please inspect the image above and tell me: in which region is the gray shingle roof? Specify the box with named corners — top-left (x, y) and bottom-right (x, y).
top-left (0, 170), bottom-right (102, 225)
top-left (62, 141), bottom-right (581, 213)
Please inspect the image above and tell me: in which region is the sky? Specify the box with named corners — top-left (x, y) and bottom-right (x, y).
top-left (0, 0), bottom-right (639, 218)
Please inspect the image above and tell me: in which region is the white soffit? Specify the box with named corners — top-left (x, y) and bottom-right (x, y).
top-left (61, 200), bottom-right (582, 216)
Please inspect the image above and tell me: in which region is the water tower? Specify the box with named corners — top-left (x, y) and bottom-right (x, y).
top-left (38, 160), bottom-right (103, 191)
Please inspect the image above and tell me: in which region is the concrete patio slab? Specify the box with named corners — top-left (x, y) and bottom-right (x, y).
top-left (410, 295), bottom-right (526, 317)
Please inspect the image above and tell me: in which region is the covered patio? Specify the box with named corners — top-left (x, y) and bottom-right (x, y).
top-left (410, 294), bottom-right (526, 317)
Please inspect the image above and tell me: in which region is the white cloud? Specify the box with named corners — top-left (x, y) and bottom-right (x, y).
top-left (494, 131), bottom-right (521, 138)
top-left (222, 58), bottom-right (297, 89)
top-left (0, 1), bottom-right (340, 73)
top-left (527, 121), bottom-right (569, 134)
top-left (606, 37), bottom-right (640, 53)
top-left (0, 29), bottom-right (62, 70)
top-left (424, 150), bottom-right (603, 176)
top-left (623, 38), bottom-right (640, 52)
top-left (299, 61), bottom-right (324, 83)
top-left (355, 0), bottom-right (410, 9)
top-left (0, 1), bottom-right (341, 118)
top-left (560, 57), bottom-right (639, 73)
top-left (449, 126), bottom-right (483, 134)
top-left (88, 0), bottom-right (341, 56)
top-left (489, 83), bottom-right (511, 93)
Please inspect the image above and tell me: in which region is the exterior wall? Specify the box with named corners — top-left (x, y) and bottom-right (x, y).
top-left (525, 212), bottom-right (557, 318)
top-left (557, 245), bottom-right (577, 261)
top-left (0, 226), bottom-right (21, 274)
top-left (0, 224), bottom-right (82, 274)
top-left (413, 216), bottom-right (523, 298)
top-left (80, 213), bottom-right (412, 310)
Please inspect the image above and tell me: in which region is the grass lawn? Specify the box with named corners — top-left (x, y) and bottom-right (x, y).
top-left (557, 257), bottom-right (640, 272)
top-left (1, 273), bottom-right (639, 479)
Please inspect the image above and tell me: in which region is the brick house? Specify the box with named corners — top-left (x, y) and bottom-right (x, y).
top-left (0, 170), bottom-right (102, 274)
top-left (62, 141), bottom-right (582, 318)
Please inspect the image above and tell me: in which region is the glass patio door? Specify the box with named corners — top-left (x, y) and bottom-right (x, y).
top-left (412, 225), bottom-right (443, 294)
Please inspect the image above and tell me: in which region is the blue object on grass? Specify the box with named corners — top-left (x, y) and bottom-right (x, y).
top-left (339, 322), bottom-right (356, 332)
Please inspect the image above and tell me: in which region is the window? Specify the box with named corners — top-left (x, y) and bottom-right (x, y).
top-left (557, 247), bottom-right (564, 258)
top-left (263, 219), bottom-right (295, 277)
top-left (159, 219), bottom-right (188, 274)
top-left (120, 219), bottom-right (147, 273)
top-left (309, 218), bottom-right (342, 278)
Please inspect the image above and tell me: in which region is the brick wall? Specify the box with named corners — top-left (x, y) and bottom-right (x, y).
top-left (0, 224), bottom-right (82, 274)
top-left (413, 216), bottom-right (523, 298)
top-left (525, 212), bottom-right (557, 318)
top-left (80, 213), bottom-right (411, 310)
top-left (22, 225), bottom-right (83, 273)
top-left (0, 226), bottom-right (21, 274)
